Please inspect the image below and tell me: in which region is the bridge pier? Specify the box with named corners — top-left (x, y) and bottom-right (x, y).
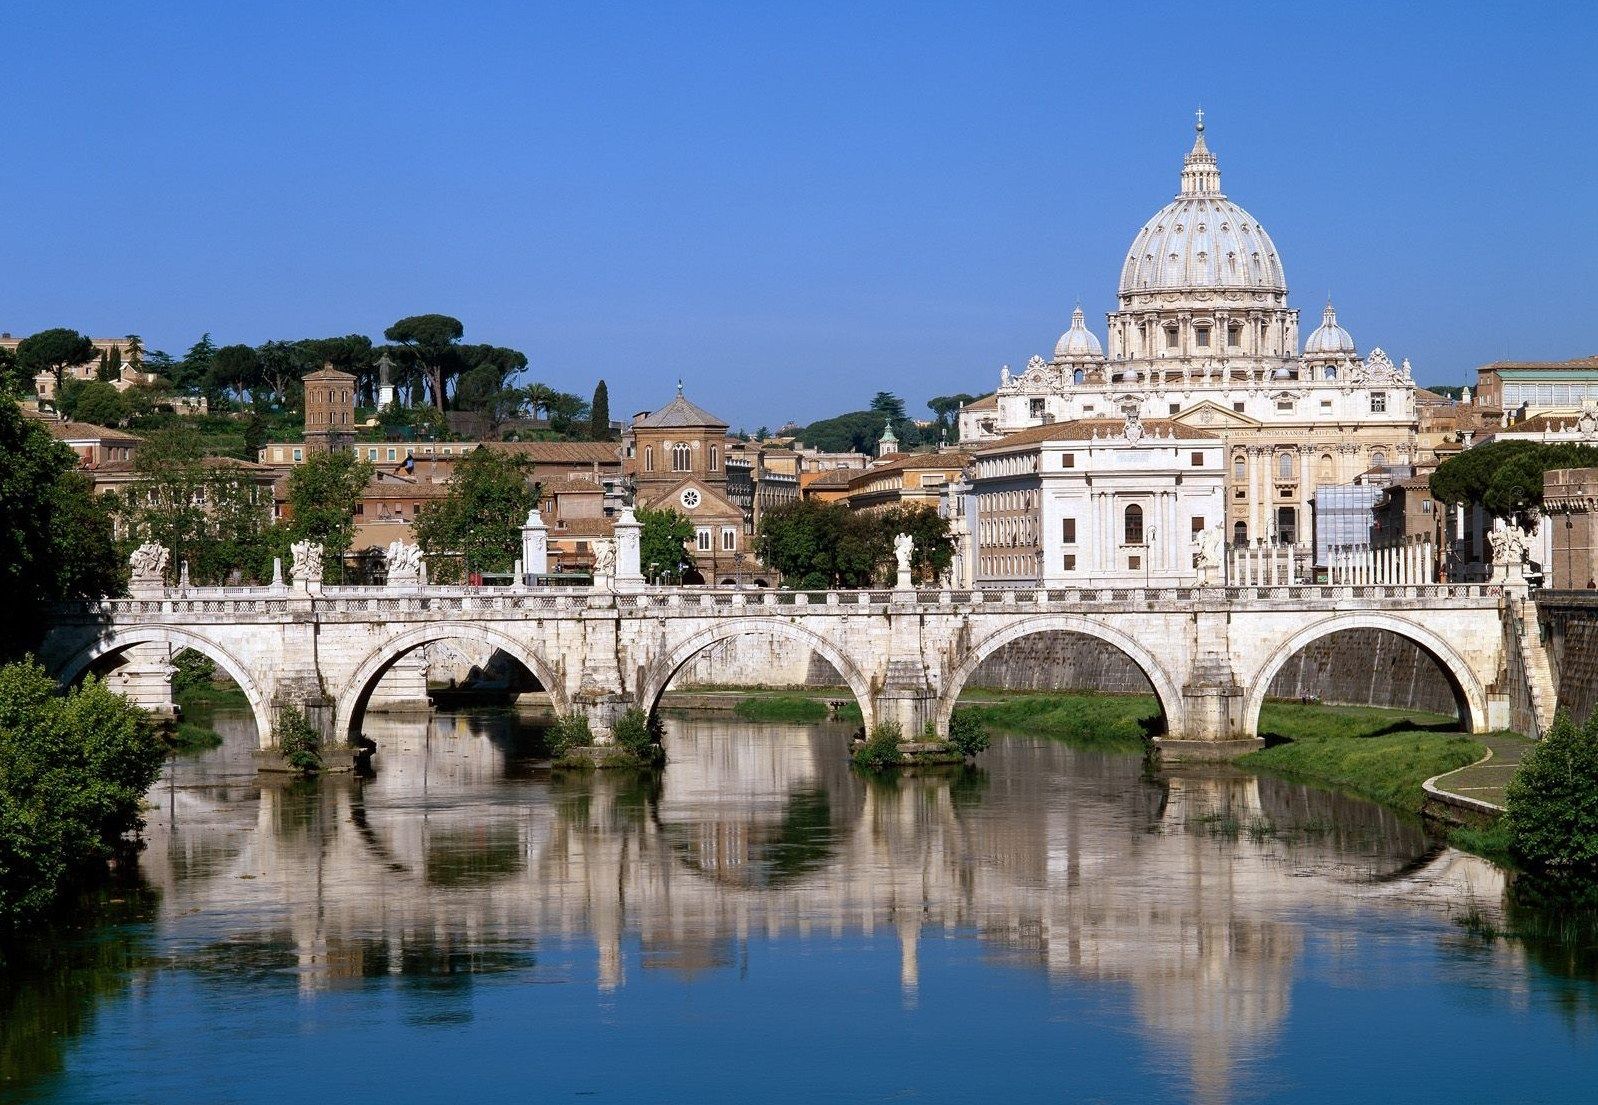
top-left (876, 659), bottom-right (941, 740)
top-left (1153, 610), bottom-right (1260, 761)
top-left (106, 641), bottom-right (180, 726)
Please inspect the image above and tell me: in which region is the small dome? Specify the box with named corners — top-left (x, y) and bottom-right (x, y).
top-left (1304, 301), bottom-right (1356, 356)
top-left (1053, 306), bottom-right (1104, 360)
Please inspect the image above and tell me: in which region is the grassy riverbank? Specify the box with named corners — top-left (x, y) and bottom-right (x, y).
top-left (1241, 704), bottom-right (1485, 814)
top-left (731, 695), bottom-right (863, 723)
top-left (956, 691), bottom-right (1159, 752)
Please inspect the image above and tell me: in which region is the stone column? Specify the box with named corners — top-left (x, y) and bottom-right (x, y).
top-left (108, 641), bottom-right (178, 723)
top-left (520, 508), bottom-right (549, 579)
top-left (611, 507), bottom-right (644, 590)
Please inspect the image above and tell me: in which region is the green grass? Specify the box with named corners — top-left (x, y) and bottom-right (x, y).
top-left (732, 696), bottom-right (831, 722)
top-left (1240, 703), bottom-right (1484, 814)
top-left (166, 721), bottom-right (224, 750)
top-left (1449, 819), bottom-right (1515, 866)
top-left (956, 691), bottom-right (1160, 752)
top-left (174, 682), bottom-right (249, 710)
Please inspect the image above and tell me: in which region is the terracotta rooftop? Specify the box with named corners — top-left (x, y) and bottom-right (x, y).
top-left (489, 441), bottom-right (622, 464)
top-left (551, 517), bottom-right (614, 537)
top-left (633, 392), bottom-right (728, 430)
top-left (95, 454), bottom-right (274, 474)
top-left (972, 418), bottom-right (1218, 452)
top-left (853, 451), bottom-right (970, 481)
top-left (963, 393), bottom-right (998, 411)
top-left (803, 468), bottom-right (857, 489)
top-left (39, 419), bottom-right (142, 445)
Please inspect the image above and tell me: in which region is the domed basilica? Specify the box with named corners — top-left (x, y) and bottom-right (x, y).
top-left (960, 115), bottom-right (1419, 550)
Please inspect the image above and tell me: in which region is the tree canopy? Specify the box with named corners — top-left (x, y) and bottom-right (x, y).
top-left (16, 328), bottom-right (96, 393)
top-left (754, 500), bottom-right (953, 588)
top-left (637, 507), bottom-right (693, 580)
top-left (385, 314), bottom-right (465, 412)
top-left (1430, 441), bottom-right (1598, 520)
top-left (590, 380), bottom-right (611, 440)
top-left (413, 447), bottom-right (537, 578)
top-left (285, 451), bottom-right (372, 568)
top-left (0, 399), bottom-right (121, 657)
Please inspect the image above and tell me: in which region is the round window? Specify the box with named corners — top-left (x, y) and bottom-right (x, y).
top-left (680, 488), bottom-right (701, 509)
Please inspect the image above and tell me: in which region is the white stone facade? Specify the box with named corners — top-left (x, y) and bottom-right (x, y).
top-left (967, 415), bottom-right (1224, 586)
top-left (959, 117), bottom-right (1421, 550)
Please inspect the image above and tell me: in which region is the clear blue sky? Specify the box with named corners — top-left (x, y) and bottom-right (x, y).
top-left (3, 1), bottom-right (1594, 429)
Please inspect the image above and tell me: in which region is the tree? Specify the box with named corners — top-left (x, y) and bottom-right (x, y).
top-left (96, 349), bottom-right (113, 382)
top-left (384, 314), bottom-right (464, 412)
top-left (795, 410), bottom-right (888, 454)
top-left (870, 391), bottom-right (907, 423)
top-left (0, 401), bottom-right (121, 658)
top-left (755, 500), bottom-right (888, 588)
top-left (16, 328), bottom-right (96, 396)
top-left (637, 507), bottom-right (693, 581)
top-left (242, 410), bottom-right (268, 460)
top-left (589, 380), bottom-right (611, 440)
top-left (1431, 441), bottom-right (1598, 521)
top-left (1507, 710), bottom-right (1598, 871)
top-left (123, 334), bottom-right (144, 374)
top-left (413, 447), bottom-right (537, 579)
top-left (285, 451), bottom-right (372, 570)
top-left (927, 393), bottom-right (978, 443)
top-left (175, 333), bottom-right (217, 394)
top-left (0, 659), bottom-right (165, 930)
top-left (208, 344), bottom-right (261, 404)
top-left (544, 390), bottom-right (590, 436)
top-left (880, 504), bottom-right (955, 584)
top-left (0, 345), bottom-right (18, 392)
top-left (59, 379), bottom-right (128, 426)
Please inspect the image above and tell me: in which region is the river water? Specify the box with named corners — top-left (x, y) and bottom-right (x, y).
top-left (3, 709), bottom-right (1595, 1104)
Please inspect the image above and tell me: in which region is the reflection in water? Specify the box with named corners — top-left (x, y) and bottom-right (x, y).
top-left (3, 708), bottom-right (1595, 1104)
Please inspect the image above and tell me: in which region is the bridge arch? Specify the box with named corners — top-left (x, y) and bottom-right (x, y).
top-left (1242, 613), bottom-right (1489, 737)
top-left (935, 615), bottom-right (1186, 738)
top-left (336, 622), bottom-right (568, 741)
top-left (639, 618), bottom-right (877, 733)
top-left (53, 625), bottom-right (274, 745)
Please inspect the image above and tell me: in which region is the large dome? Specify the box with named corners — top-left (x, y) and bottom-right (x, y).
top-left (1117, 120), bottom-right (1286, 297)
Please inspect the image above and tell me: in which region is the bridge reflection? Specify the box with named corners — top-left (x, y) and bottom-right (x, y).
top-left (142, 711), bottom-right (1505, 1105)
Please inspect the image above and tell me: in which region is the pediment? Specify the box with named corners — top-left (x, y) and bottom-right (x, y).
top-left (1170, 400), bottom-right (1262, 430)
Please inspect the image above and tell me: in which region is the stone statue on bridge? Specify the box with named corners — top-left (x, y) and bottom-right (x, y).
top-left (1489, 523), bottom-right (1531, 584)
top-left (591, 539), bottom-right (617, 584)
top-left (290, 540), bottom-right (325, 588)
top-left (385, 540), bottom-right (425, 587)
top-left (128, 543), bottom-right (170, 592)
top-left (1193, 524), bottom-right (1225, 583)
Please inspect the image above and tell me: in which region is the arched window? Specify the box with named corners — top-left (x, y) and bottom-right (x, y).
top-left (1277, 452), bottom-right (1294, 479)
top-left (1276, 507), bottom-right (1297, 545)
top-left (1233, 454), bottom-right (1246, 479)
top-left (1323, 365), bottom-right (1337, 381)
top-left (1371, 450), bottom-right (1387, 469)
top-left (1072, 368), bottom-right (1085, 385)
top-left (709, 445), bottom-right (719, 471)
top-left (1124, 504), bottom-right (1144, 545)
top-left (1319, 453), bottom-right (1334, 481)
top-left (644, 446), bottom-right (654, 472)
top-left (672, 443), bottom-right (691, 471)
top-left (1233, 521), bottom-right (1248, 546)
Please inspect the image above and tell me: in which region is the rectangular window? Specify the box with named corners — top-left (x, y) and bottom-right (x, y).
top-left (1164, 329), bottom-right (1178, 350)
top-left (1062, 453), bottom-right (1075, 468)
top-left (387, 448), bottom-right (397, 461)
top-left (1227, 324), bottom-right (1242, 347)
top-left (1062, 518), bottom-right (1076, 543)
top-left (1233, 402), bottom-right (1245, 413)
top-left (1169, 403), bottom-right (1181, 415)
top-left (1320, 399), bottom-right (1333, 411)
top-left (1063, 553), bottom-right (1077, 571)
top-left (1276, 399), bottom-right (1294, 412)
top-left (721, 527), bottom-right (736, 551)
top-left (696, 528), bottom-right (712, 551)
top-left (1190, 451), bottom-right (1203, 467)
top-left (1128, 555), bottom-right (1142, 570)
top-left (1234, 488), bottom-right (1246, 499)
top-left (292, 448), bottom-right (302, 461)
top-left (1191, 515), bottom-right (1205, 533)
top-left (1029, 398), bottom-right (1045, 419)
top-left (1371, 391), bottom-right (1388, 413)
top-left (1194, 326), bottom-right (1210, 348)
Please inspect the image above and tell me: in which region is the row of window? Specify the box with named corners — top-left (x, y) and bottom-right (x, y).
top-left (644, 444), bottom-right (720, 473)
top-left (1502, 381), bottom-right (1598, 408)
top-left (1231, 448), bottom-right (1389, 481)
top-left (694, 527), bottom-right (739, 552)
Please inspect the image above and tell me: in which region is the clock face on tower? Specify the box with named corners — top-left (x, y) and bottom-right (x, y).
top-left (680, 488), bottom-right (701, 510)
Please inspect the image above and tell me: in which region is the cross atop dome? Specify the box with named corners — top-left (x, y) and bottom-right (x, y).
top-left (1180, 112), bottom-right (1221, 197)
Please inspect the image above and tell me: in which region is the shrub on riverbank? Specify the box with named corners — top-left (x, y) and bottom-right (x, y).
top-left (852, 722), bottom-right (903, 769)
top-left (612, 708), bottom-right (665, 767)
top-left (947, 709), bottom-right (991, 758)
top-left (1506, 712), bottom-right (1598, 871)
top-left (0, 660), bottom-right (165, 931)
top-left (544, 713), bottom-right (593, 758)
top-left (273, 708), bottom-right (322, 776)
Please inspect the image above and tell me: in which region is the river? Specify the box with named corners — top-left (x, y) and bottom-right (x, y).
top-left (2, 708), bottom-right (1594, 1104)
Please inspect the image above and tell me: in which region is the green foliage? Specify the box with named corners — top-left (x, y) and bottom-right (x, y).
top-left (0, 403), bottom-right (122, 658)
top-left (926, 393), bottom-right (977, 443)
top-left (755, 500), bottom-right (952, 587)
top-left (869, 391), bottom-right (907, 422)
top-left (168, 722), bottom-right (224, 750)
top-left (0, 344), bottom-right (20, 391)
top-left (58, 378), bottom-right (127, 426)
top-left (852, 722), bottom-right (904, 769)
top-left (15, 328), bottom-right (96, 393)
top-left (170, 649), bottom-right (217, 698)
top-left (1506, 712), bottom-right (1598, 870)
top-left (286, 450), bottom-right (371, 565)
top-left (207, 344), bottom-right (260, 404)
top-left (1430, 440), bottom-right (1598, 520)
top-left (413, 447), bottom-right (537, 578)
top-left (119, 430), bottom-right (284, 585)
top-left (273, 707), bottom-right (322, 776)
top-left (795, 409), bottom-right (889, 454)
top-left (544, 713), bottom-right (594, 758)
top-left (638, 507), bottom-right (694, 581)
top-left (612, 708), bottom-right (665, 765)
top-left (384, 314), bottom-right (464, 411)
top-left (0, 660), bottom-right (165, 930)
top-left (733, 695), bottom-right (829, 722)
top-left (947, 708), bottom-right (991, 758)
top-left (589, 379), bottom-right (611, 440)
top-left (1449, 819), bottom-right (1514, 866)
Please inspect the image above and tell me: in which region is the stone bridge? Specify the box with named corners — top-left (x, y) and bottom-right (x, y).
top-left (38, 580), bottom-right (1522, 761)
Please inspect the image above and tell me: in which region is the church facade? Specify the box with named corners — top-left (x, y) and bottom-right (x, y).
top-left (958, 116), bottom-right (1420, 552)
